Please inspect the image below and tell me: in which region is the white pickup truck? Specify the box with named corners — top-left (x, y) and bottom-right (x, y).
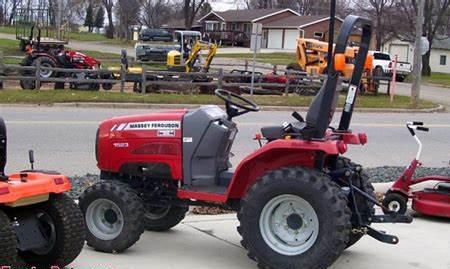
top-left (369, 51), bottom-right (411, 82)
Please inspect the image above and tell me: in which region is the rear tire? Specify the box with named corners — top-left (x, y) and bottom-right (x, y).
top-left (18, 194), bottom-right (85, 268)
top-left (79, 181), bottom-right (145, 253)
top-left (144, 205), bottom-right (188, 231)
top-left (238, 167), bottom-right (351, 269)
top-left (0, 210), bottom-right (18, 267)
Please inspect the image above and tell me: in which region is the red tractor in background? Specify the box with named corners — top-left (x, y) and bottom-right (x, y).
top-left (20, 27), bottom-right (114, 91)
top-left (0, 118), bottom-right (85, 268)
top-left (79, 15), bottom-right (412, 269)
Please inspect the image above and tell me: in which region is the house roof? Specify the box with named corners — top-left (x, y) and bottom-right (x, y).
top-left (391, 36), bottom-right (450, 51)
top-left (199, 8), bottom-right (300, 23)
top-left (432, 37), bottom-right (450, 50)
top-left (163, 18), bottom-right (202, 30)
top-left (263, 15), bottom-right (343, 28)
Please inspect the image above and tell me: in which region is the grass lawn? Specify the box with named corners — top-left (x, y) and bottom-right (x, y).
top-left (1, 26), bottom-right (109, 42)
top-left (0, 90), bottom-right (436, 109)
top-left (216, 53), bottom-right (296, 66)
top-left (421, 73), bottom-right (450, 87)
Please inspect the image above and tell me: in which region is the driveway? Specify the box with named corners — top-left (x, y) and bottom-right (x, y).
top-left (72, 213), bottom-right (450, 269)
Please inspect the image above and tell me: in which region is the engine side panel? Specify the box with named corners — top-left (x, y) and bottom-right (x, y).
top-left (97, 111), bottom-right (186, 180)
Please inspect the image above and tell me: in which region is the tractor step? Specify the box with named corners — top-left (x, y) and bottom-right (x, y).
top-left (365, 225), bottom-right (399, 245)
top-left (369, 214), bottom-right (413, 223)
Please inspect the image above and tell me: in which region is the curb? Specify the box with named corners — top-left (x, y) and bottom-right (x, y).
top-left (0, 102), bottom-right (445, 113)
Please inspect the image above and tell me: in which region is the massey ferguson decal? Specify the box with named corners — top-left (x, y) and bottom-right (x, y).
top-left (113, 121), bottom-right (181, 131)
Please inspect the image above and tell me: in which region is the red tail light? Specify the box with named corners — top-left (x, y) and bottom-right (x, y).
top-left (133, 143), bottom-right (179, 155)
top-left (358, 133), bottom-right (368, 145)
top-left (337, 141), bottom-right (348, 154)
top-left (0, 187), bottom-right (9, 195)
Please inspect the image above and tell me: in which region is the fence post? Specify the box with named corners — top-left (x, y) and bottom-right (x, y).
top-left (272, 64), bottom-right (277, 74)
top-left (218, 68), bottom-right (223, 89)
top-left (244, 60), bottom-right (248, 72)
top-left (141, 65), bottom-right (147, 94)
top-left (0, 51), bottom-right (4, 90)
top-left (284, 69), bottom-right (290, 96)
top-left (120, 64), bottom-right (125, 93)
top-left (35, 58), bottom-right (41, 91)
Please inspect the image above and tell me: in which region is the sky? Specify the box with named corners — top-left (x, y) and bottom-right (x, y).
top-left (208, 0), bottom-right (249, 11)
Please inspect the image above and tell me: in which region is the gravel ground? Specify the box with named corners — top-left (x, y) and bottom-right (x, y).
top-left (68, 166), bottom-right (450, 200)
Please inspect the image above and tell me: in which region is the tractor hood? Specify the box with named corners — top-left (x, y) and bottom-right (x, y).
top-left (99, 110), bottom-right (187, 140)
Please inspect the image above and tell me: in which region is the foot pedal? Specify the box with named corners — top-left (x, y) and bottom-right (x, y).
top-left (365, 225), bottom-right (399, 245)
top-left (370, 214), bottom-right (413, 223)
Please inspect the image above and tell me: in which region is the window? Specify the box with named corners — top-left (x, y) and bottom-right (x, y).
top-left (205, 21), bottom-right (218, 31)
top-left (373, 53), bottom-right (391, 61)
top-left (231, 23), bottom-right (238, 31)
top-left (243, 23), bottom-right (252, 34)
top-left (313, 32), bottom-right (323, 39)
top-left (440, 55), bottom-right (447, 65)
top-left (299, 29), bottom-right (305, 38)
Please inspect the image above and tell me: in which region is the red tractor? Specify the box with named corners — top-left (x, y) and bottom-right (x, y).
top-left (20, 27), bottom-right (114, 91)
top-left (79, 16), bottom-right (411, 269)
top-left (0, 118), bottom-right (85, 268)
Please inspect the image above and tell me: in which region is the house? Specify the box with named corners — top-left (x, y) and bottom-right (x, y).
top-left (198, 8), bottom-right (343, 49)
top-left (382, 37), bottom-right (450, 74)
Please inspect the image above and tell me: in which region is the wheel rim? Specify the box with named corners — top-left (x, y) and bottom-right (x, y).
top-left (388, 200), bottom-right (401, 212)
top-left (85, 199), bottom-right (124, 240)
top-left (145, 205), bottom-right (171, 220)
top-left (39, 63), bottom-right (54, 78)
top-left (259, 194), bottom-right (319, 256)
top-left (32, 211), bottom-right (57, 255)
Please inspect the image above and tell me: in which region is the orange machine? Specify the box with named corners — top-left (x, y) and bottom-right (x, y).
top-left (0, 117), bottom-right (85, 268)
top-left (289, 38), bottom-right (377, 94)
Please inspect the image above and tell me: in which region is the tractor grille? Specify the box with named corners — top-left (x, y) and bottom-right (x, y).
top-left (174, 55), bottom-right (181, 65)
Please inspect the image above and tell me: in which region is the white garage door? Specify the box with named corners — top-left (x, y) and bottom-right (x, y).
top-left (283, 29), bottom-right (299, 49)
top-left (268, 29), bottom-right (283, 49)
top-left (389, 44), bottom-right (410, 62)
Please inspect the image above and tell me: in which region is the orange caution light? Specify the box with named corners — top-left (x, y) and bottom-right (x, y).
top-left (365, 55), bottom-right (373, 70)
top-left (334, 54), bottom-right (345, 72)
top-left (285, 136), bottom-right (292, 140)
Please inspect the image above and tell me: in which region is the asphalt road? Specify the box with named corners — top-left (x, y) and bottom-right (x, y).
top-left (1, 105), bottom-right (449, 176)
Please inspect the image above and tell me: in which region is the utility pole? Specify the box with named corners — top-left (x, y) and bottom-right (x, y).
top-left (55, 0), bottom-right (62, 40)
top-left (411, 0), bottom-right (425, 108)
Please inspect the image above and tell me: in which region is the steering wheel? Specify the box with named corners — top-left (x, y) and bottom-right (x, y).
top-left (215, 89), bottom-right (259, 119)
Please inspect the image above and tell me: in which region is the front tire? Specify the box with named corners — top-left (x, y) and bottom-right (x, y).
top-left (0, 210), bottom-right (18, 267)
top-left (79, 181), bottom-right (145, 253)
top-left (144, 205), bottom-right (188, 231)
top-left (382, 192), bottom-right (408, 215)
top-left (18, 194), bottom-right (85, 268)
top-left (238, 167), bottom-right (351, 269)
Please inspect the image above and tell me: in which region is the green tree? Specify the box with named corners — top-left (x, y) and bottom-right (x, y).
top-left (94, 7), bottom-right (105, 31)
top-left (84, 4), bottom-right (94, 33)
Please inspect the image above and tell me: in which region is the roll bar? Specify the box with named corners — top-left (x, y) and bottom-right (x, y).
top-left (337, 16), bottom-right (372, 131)
top-left (304, 15), bottom-right (372, 139)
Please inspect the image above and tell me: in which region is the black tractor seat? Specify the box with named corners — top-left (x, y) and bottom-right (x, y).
top-left (261, 122), bottom-right (306, 141)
